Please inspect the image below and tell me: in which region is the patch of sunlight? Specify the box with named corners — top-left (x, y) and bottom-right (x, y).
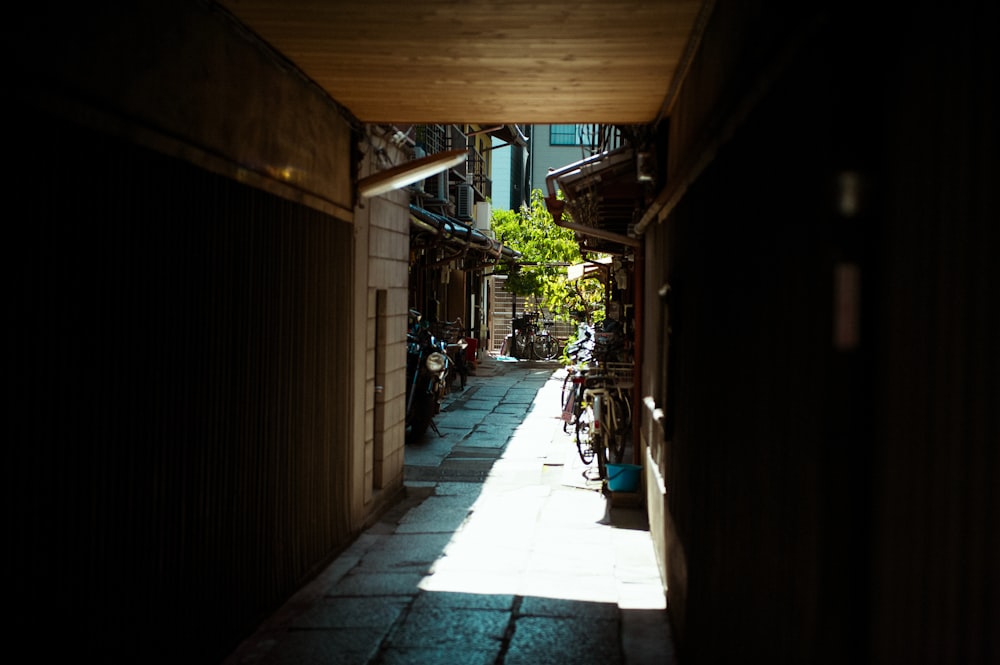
top-left (417, 388), bottom-right (666, 610)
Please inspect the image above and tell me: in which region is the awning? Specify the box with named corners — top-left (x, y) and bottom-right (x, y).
top-left (543, 146), bottom-right (642, 254)
top-left (566, 256), bottom-right (613, 281)
top-left (409, 204), bottom-right (520, 262)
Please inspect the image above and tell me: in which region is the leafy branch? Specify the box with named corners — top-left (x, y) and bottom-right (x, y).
top-left (492, 189), bottom-right (605, 323)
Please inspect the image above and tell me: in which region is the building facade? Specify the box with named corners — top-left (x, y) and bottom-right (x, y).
top-left (528, 124), bottom-right (623, 196)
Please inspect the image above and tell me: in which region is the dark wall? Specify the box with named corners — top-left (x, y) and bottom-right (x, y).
top-left (870, 4), bottom-right (999, 663)
top-left (656, 40), bottom-right (847, 664)
top-left (652, 2), bottom-right (997, 664)
top-left (10, 112), bottom-right (354, 662)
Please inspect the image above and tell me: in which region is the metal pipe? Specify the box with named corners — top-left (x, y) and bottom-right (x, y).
top-left (409, 215), bottom-right (441, 236)
top-left (412, 204), bottom-right (519, 262)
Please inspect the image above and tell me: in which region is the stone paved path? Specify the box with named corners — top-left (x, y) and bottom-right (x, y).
top-left (224, 357), bottom-right (674, 665)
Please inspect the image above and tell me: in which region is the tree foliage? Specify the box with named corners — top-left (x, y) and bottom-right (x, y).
top-left (492, 189), bottom-right (604, 322)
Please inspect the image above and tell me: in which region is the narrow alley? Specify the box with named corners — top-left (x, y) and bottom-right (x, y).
top-left (223, 356), bottom-right (672, 665)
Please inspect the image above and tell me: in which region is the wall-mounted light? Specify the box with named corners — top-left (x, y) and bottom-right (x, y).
top-left (358, 148), bottom-right (467, 198)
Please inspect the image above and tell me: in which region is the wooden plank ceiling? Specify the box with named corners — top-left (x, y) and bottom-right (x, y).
top-left (218, 0), bottom-right (704, 125)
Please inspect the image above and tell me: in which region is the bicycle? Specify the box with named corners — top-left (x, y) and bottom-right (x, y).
top-left (573, 364), bottom-right (633, 480)
top-left (507, 312), bottom-right (561, 360)
top-left (560, 364), bottom-right (589, 433)
top-left (531, 317), bottom-right (561, 360)
top-left (559, 321), bottom-right (597, 431)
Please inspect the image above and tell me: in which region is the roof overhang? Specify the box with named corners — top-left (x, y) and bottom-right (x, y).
top-left (544, 147), bottom-right (645, 255)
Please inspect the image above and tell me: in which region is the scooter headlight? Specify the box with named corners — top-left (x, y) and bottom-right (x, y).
top-left (425, 351), bottom-right (447, 373)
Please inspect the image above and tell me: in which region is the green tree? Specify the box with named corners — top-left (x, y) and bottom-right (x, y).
top-left (492, 189), bottom-right (605, 323)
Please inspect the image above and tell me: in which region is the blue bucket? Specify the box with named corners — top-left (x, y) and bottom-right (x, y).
top-left (606, 463), bottom-right (642, 492)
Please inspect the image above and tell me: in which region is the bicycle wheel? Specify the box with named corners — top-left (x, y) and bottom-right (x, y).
top-left (533, 334), bottom-right (559, 361)
top-left (560, 374), bottom-right (577, 432)
top-left (595, 425), bottom-right (610, 480)
top-left (607, 395), bottom-right (626, 464)
top-left (588, 392), bottom-right (612, 479)
top-left (618, 389), bottom-right (632, 428)
top-left (561, 373), bottom-right (573, 407)
top-left (575, 405), bottom-right (596, 465)
top-left (511, 333), bottom-right (530, 359)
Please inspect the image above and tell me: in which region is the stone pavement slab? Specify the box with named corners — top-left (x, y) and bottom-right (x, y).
top-left (223, 357), bottom-right (673, 665)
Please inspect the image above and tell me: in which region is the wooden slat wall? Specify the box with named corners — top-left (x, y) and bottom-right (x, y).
top-left (645, 3), bottom-right (998, 664)
top-left (11, 113), bottom-right (354, 662)
top-left (647, 6), bottom-right (865, 664)
top-left (871, 4), bottom-right (999, 663)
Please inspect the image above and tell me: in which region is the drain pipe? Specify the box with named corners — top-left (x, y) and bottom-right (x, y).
top-left (543, 154), bottom-right (641, 249)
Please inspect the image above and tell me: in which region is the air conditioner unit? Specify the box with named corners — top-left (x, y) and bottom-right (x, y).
top-left (455, 183), bottom-right (473, 221)
top-left (424, 171), bottom-right (449, 202)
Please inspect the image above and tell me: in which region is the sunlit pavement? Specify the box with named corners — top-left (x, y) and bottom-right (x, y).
top-left (224, 356), bottom-right (674, 665)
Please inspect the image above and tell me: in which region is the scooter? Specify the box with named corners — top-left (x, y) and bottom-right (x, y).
top-left (439, 316), bottom-right (470, 390)
top-left (405, 309), bottom-right (450, 443)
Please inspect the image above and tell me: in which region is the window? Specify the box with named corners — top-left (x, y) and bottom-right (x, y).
top-left (549, 124), bottom-right (599, 146)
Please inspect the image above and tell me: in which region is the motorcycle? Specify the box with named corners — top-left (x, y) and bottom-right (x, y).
top-left (430, 316), bottom-right (470, 391)
top-left (406, 309), bottom-right (451, 443)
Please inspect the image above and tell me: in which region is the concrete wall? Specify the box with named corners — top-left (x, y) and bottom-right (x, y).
top-left (351, 128), bottom-right (413, 527)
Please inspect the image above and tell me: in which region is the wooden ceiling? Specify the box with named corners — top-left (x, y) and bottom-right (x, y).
top-left (217, 0), bottom-right (705, 125)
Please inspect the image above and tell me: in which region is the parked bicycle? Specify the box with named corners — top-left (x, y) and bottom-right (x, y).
top-left (559, 318), bottom-right (597, 432)
top-left (505, 311), bottom-right (561, 360)
top-left (560, 365), bottom-right (589, 433)
top-left (570, 362), bottom-right (633, 480)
